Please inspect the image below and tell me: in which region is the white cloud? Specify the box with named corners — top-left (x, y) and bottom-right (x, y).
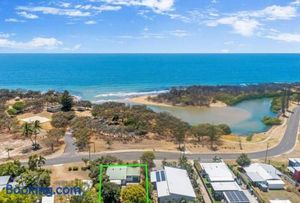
top-left (91, 5), bottom-right (122, 12)
top-left (0, 37), bottom-right (62, 49)
top-left (60, 2), bottom-right (72, 8)
top-left (169, 30), bottom-right (189, 37)
top-left (16, 6), bottom-right (91, 17)
top-left (266, 33), bottom-right (300, 42)
top-left (85, 20), bottom-right (97, 24)
top-left (0, 32), bottom-right (15, 38)
top-left (208, 17), bottom-right (260, 37)
top-left (17, 11), bottom-right (39, 19)
top-left (5, 18), bottom-right (25, 23)
top-left (238, 5), bottom-right (297, 20)
top-left (100, 0), bottom-right (175, 13)
top-left (291, 0), bottom-right (300, 5)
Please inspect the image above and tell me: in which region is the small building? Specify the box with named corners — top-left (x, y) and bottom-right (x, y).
top-left (0, 176), bottom-right (11, 191)
top-left (244, 163), bottom-right (284, 190)
top-left (151, 166), bottom-right (196, 203)
top-left (106, 166), bottom-right (140, 185)
top-left (200, 162), bottom-right (235, 182)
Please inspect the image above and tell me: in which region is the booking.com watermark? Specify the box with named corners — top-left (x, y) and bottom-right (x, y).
top-left (6, 184), bottom-right (81, 196)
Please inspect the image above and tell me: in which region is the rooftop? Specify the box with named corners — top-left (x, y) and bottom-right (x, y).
top-left (223, 191), bottom-right (250, 203)
top-left (151, 166), bottom-right (196, 198)
top-left (200, 162), bottom-right (235, 182)
top-left (288, 158), bottom-right (300, 164)
top-left (211, 182), bottom-right (241, 192)
top-left (244, 163), bottom-right (282, 182)
top-left (0, 176), bottom-right (10, 186)
top-left (106, 166), bottom-right (140, 181)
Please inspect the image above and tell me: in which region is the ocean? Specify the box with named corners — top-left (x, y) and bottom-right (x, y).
top-left (0, 54), bottom-right (298, 134)
top-left (1, 54), bottom-right (300, 101)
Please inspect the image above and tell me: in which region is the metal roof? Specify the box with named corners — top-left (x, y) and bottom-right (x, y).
top-left (0, 176), bottom-right (10, 186)
top-left (164, 166), bottom-right (196, 198)
top-left (152, 167), bottom-right (196, 198)
top-left (200, 162), bottom-right (235, 182)
top-left (106, 166), bottom-right (141, 181)
top-left (244, 163), bottom-right (282, 182)
top-left (106, 166), bottom-right (127, 180)
top-left (211, 182), bottom-right (241, 191)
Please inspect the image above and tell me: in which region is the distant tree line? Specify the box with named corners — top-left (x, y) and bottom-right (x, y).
top-left (149, 83), bottom-right (300, 107)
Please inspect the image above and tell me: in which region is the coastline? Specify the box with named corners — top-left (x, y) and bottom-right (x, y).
top-left (128, 95), bottom-right (227, 108)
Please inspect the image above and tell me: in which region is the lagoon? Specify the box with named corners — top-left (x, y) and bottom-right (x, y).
top-left (148, 99), bottom-right (276, 135)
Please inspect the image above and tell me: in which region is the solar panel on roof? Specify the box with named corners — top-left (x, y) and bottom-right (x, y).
top-left (160, 171), bottom-right (166, 181)
top-left (156, 171), bottom-right (161, 182)
top-left (223, 191), bottom-right (250, 203)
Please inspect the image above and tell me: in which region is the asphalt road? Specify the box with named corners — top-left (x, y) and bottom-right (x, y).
top-left (45, 107), bottom-right (300, 166)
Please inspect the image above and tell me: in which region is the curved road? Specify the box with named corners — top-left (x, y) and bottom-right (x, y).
top-left (46, 107), bottom-right (300, 165)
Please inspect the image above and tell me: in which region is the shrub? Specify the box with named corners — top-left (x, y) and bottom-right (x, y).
top-left (72, 166), bottom-right (79, 171)
top-left (12, 101), bottom-right (25, 111)
top-left (262, 116), bottom-right (281, 125)
top-left (7, 108), bottom-right (17, 115)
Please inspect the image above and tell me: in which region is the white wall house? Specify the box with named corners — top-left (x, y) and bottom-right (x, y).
top-left (244, 163), bottom-right (284, 190)
top-left (151, 166), bottom-right (196, 203)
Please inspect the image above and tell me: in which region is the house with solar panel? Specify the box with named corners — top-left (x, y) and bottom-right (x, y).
top-left (106, 166), bottom-right (141, 185)
top-left (200, 162), bottom-right (252, 203)
top-left (150, 166), bottom-right (196, 203)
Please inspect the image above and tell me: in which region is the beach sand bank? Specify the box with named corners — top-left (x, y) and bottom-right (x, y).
top-left (129, 95), bottom-right (227, 108)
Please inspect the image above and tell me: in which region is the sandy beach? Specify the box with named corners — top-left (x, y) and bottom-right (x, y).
top-left (129, 95), bottom-right (227, 108)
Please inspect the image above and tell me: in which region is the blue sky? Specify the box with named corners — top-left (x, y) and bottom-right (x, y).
top-left (1, 0), bottom-right (300, 53)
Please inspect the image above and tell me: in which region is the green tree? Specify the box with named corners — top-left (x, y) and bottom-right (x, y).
top-left (28, 154), bottom-right (46, 171)
top-left (0, 160), bottom-right (25, 177)
top-left (217, 124), bottom-right (231, 135)
top-left (0, 190), bottom-right (38, 203)
top-left (45, 128), bottom-right (65, 152)
top-left (70, 189), bottom-right (98, 203)
top-left (22, 122), bottom-right (33, 145)
top-left (61, 90), bottom-right (73, 111)
top-left (12, 101), bottom-right (25, 112)
top-left (207, 125), bottom-right (221, 150)
top-left (281, 92), bottom-right (286, 116)
top-left (121, 185), bottom-right (146, 203)
top-left (191, 124), bottom-right (209, 142)
top-left (102, 182), bottom-right (121, 203)
top-left (32, 120), bottom-right (42, 149)
top-left (140, 151), bottom-right (155, 169)
top-left (19, 169), bottom-right (50, 187)
top-left (236, 153), bottom-right (251, 167)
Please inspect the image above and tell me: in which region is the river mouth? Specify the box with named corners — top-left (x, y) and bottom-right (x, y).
top-left (147, 98), bottom-right (276, 135)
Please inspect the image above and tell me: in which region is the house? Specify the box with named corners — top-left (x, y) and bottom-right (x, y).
top-left (200, 162), bottom-right (252, 203)
top-left (287, 158), bottom-right (300, 182)
top-left (0, 176), bottom-right (11, 191)
top-left (150, 166), bottom-right (196, 203)
top-left (200, 162), bottom-right (235, 182)
top-left (244, 163), bottom-right (284, 190)
top-left (106, 166), bottom-right (140, 185)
